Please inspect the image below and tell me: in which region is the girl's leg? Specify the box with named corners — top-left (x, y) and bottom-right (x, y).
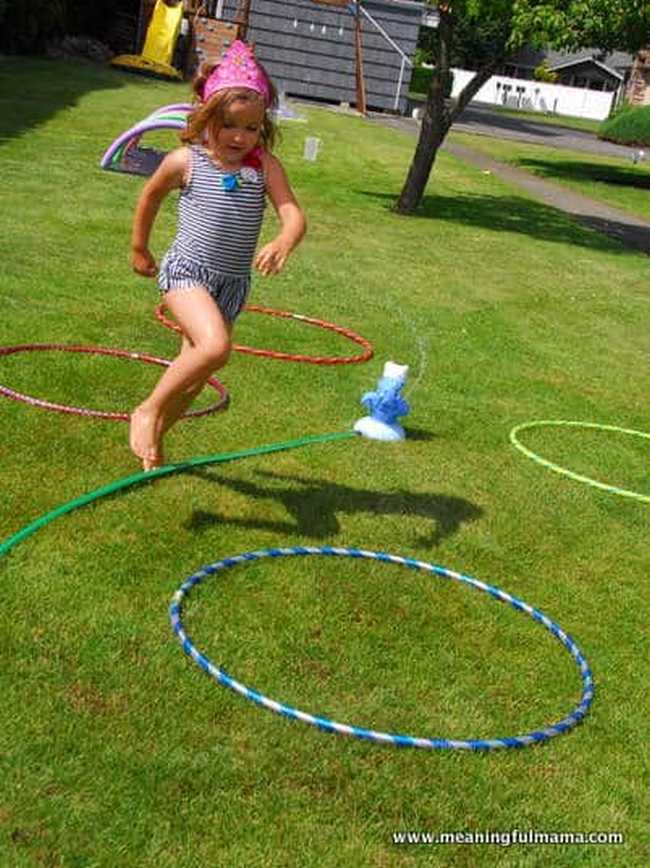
top-left (129, 287), bottom-right (231, 470)
top-left (158, 336), bottom-right (205, 434)
top-left (158, 314), bottom-right (234, 439)
top-left (158, 329), bottom-right (230, 435)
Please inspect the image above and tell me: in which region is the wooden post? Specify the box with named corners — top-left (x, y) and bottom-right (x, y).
top-left (235, 0), bottom-right (252, 40)
top-left (354, 2), bottom-right (367, 115)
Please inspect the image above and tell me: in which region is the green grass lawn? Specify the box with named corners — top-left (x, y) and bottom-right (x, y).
top-left (449, 130), bottom-right (650, 223)
top-left (1, 58), bottom-right (649, 867)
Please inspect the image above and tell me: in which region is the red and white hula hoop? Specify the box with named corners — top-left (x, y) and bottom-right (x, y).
top-left (155, 303), bottom-right (374, 365)
top-left (0, 343), bottom-right (229, 420)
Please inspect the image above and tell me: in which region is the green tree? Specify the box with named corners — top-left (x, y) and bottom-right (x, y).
top-left (394, 0), bottom-right (650, 214)
top-left (415, 8), bottom-right (514, 71)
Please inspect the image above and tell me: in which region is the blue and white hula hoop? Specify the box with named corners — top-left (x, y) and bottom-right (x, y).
top-left (169, 546), bottom-right (594, 751)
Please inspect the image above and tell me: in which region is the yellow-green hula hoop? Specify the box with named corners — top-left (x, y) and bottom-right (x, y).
top-left (510, 420), bottom-right (650, 504)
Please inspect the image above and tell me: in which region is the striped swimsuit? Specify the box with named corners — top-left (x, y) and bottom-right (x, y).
top-left (158, 145), bottom-right (266, 321)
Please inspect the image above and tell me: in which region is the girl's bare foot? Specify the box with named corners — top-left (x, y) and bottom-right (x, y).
top-left (129, 405), bottom-right (164, 471)
top-left (142, 453), bottom-right (163, 472)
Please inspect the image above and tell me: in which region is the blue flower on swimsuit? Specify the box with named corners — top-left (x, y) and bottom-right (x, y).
top-left (222, 173), bottom-right (240, 191)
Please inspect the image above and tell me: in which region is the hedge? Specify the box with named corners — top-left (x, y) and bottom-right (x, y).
top-left (409, 66), bottom-right (454, 98)
top-left (599, 104), bottom-right (650, 147)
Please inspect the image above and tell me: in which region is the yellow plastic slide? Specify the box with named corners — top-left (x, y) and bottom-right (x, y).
top-left (111, 0), bottom-right (184, 80)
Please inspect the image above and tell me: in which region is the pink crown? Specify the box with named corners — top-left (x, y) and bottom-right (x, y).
top-left (202, 40), bottom-right (271, 104)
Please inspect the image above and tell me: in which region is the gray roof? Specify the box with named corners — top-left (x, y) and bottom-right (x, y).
top-left (548, 56), bottom-right (624, 80)
top-left (513, 46), bottom-right (633, 74)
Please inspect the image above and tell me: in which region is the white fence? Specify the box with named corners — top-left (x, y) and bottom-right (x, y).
top-left (450, 68), bottom-right (617, 121)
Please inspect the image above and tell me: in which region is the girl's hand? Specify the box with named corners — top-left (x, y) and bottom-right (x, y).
top-left (254, 238), bottom-right (291, 276)
top-left (261, 155), bottom-right (306, 275)
top-left (132, 248), bottom-right (157, 278)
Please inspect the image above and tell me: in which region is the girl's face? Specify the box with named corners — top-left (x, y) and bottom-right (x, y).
top-left (211, 98), bottom-right (265, 165)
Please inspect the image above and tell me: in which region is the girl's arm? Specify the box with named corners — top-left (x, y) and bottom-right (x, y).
top-left (254, 154), bottom-right (307, 277)
top-left (131, 148), bottom-right (188, 277)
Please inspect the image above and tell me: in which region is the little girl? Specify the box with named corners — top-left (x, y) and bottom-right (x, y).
top-left (130, 40), bottom-right (306, 470)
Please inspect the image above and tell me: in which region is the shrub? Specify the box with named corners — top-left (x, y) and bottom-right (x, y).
top-left (533, 61), bottom-right (558, 83)
top-left (409, 66), bottom-right (431, 95)
top-left (413, 47), bottom-right (433, 68)
top-left (0, 0), bottom-right (136, 54)
top-left (0, 0), bottom-right (67, 53)
top-left (599, 104), bottom-right (650, 146)
top-left (409, 66), bottom-right (454, 98)
top-left (66, 1), bottom-right (136, 39)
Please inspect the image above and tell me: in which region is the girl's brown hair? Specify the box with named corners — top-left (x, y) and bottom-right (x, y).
top-left (181, 60), bottom-right (278, 152)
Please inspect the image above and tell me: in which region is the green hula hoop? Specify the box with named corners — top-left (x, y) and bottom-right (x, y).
top-left (510, 420), bottom-right (650, 504)
top-left (0, 431), bottom-right (357, 559)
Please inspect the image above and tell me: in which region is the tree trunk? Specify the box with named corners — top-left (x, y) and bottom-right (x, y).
top-left (393, 10), bottom-right (453, 215)
top-left (393, 11), bottom-right (504, 215)
top-left (392, 101), bottom-right (449, 214)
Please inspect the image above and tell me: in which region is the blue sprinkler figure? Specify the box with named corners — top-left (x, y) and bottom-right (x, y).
top-left (354, 361), bottom-right (410, 441)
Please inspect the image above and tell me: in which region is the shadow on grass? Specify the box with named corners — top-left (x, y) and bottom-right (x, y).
top-left (516, 157), bottom-right (650, 190)
top-left (360, 189), bottom-right (632, 255)
top-left (456, 106), bottom-right (597, 140)
top-left (0, 57), bottom-right (124, 143)
top-left (402, 427), bottom-right (436, 441)
top-left (183, 469), bottom-right (482, 547)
